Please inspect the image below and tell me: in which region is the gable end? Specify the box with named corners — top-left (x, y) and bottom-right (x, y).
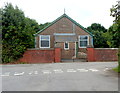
top-left (34, 14), bottom-right (93, 36)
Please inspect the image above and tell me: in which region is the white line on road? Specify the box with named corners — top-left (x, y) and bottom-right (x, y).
top-left (1, 74), bottom-right (9, 76)
top-left (29, 72), bottom-right (32, 75)
top-left (89, 69), bottom-right (99, 72)
top-left (29, 71), bottom-right (35, 75)
top-left (34, 71), bottom-right (38, 74)
top-left (42, 70), bottom-right (51, 74)
top-left (1, 72), bottom-right (10, 76)
top-left (14, 72), bottom-right (24, 76)
top-left (77, 69), bottom-right (88, 72)
top-left (53, 69), bottom-right (63, 73)
top-left (103, 68), bottom-right (110, 71)
top-left (67, 69), bottom-right (76, 72)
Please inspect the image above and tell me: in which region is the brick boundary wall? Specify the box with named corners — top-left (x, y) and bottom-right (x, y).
top-left (55, 48), bottom-right (61, 62)
top-left (19, 48), bottom-right (61, 63)
top-left (87, 48), bottom-right (118, 62)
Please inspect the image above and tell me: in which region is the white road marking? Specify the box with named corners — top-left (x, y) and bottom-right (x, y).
top-left (67, 69), bottom-right (76, 72)
top-left (42, 70), bottom-right (51, 74)
top-left (89, 69), bottom-right (99, 72)
top-left (28, 71), bottom-right (34, 75)
top-left (1, 72), bottom-right (10, 76)
top-left (34, 71), bottom-right (38, 74)
top-left (14, 72), bottom-right (24, 76)
top-left (77, 69), bottom-right (88, 72)
top-left (29, 72), bottom-right (32, 75)
top-left (53, 69), bottom-right (63, 73)
top-left (1, 74), bottom-right (9, 76)
top-left (104, 68), bottom-right (110, 71)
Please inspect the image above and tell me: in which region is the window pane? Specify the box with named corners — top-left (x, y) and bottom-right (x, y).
top-left (79, 35), bottom-right (88, 47)
top-left (41, 36), bottom-right (49, 40)
top-left (41, 41), bottom-right (49, 47)
top-left (65, 43), bottom-right (68, 48)
top-left (80, 41), bottom-right (87, 47)
top-left (80, 36), bottom-right (88, 40)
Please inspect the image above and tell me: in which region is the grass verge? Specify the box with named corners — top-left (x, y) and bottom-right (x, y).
top-left (113, 66), bottom-right (120, 73)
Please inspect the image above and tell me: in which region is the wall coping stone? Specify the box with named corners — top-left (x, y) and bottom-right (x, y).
top-left (95, 48), bottom-right (118, 50)
top-left (27, 48), bottom-right (54, 50)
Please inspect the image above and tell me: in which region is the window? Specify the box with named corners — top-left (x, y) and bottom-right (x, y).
top-left (79, 35), bottom-right (88, 48)
top-left (40, 35), bottom-right (50, 48)
top-left (64, 42), bottom-right (69, 50)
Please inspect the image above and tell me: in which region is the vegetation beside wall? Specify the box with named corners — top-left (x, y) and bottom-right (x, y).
top-left (1, 3), bottom-right (40, 63)
top-left (87, 23), bottom-right (109, 48)
top-left (1, 3), bottom-right (51, 63)
top-left (110, 1), bottom-right (120, 72)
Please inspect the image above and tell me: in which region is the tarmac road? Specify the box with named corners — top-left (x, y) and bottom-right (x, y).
top-left (0, 62), bottom-right (118, 91)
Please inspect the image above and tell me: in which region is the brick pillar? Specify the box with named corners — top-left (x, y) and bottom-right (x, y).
top-left (55, 48), bottom-right (61, 63)
top-left (87, 46), bottom-right (95, 62)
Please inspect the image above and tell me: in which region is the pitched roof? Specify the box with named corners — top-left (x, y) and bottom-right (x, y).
top-left (34, 14), bottom-right (93, 36)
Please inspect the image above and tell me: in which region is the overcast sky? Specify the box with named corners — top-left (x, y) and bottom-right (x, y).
top-left (0, 0), bottom-right (117, 28)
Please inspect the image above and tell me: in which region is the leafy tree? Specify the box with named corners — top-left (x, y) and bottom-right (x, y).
top-left (110, 1), bottom-right (120, 72)
top-left (26, 18), bottom-right (40, 33)
top-left (87, 23), bottom-right (107, 33)
top-left (0, 9), bottom-right (2, 63)
top-left (39, 22), bottom-right (51, 31)
top-left (2, 3), bottom-right (39, 63)
top-left (87, 23), bottom-right (109, 48)
top-left (109, 1), bottom-right (120, 48)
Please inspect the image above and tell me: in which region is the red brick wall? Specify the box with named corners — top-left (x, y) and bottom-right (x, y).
top-left (55, 48), bottom-right (61, 62)
top-left (87, 48), bottom-right (118, 62)
top-left (87, 48), bottom-right (95, 61)
top-left (19, 48), bottom-right (61, 63)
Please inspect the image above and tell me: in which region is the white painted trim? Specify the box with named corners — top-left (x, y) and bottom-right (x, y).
top-left (90, 36), bottom-right (94, 46)
top-left (39, 35), bottom-right (50, 48)
top-left (88, 35), bottom-right (90, 45)
top-left (78, 35), bottom-right (89, 48)
top-left (64, 42), bottom-right (69, 50)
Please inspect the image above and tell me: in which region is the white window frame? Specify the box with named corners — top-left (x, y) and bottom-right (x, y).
top-left (78, 35), bottom-right (89, 48)
top-left (39, 35), bottom-right (50, 48)
top-left (64, 42), bottom-right (69, 50)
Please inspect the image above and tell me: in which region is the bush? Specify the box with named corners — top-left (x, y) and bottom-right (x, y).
top-left (1, 3), bottom-right (39, 63)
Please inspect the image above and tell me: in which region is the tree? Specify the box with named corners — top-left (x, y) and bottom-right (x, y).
top-left (87, 23), bottom-right (107, 33)
top-left (110, 1), bottom-right (120, 72)
top-left (2, 3), bottom-right (39, 63)
top-left (87, 23), bottom-right (109, 48)
top-left (109, 1), bottom-right (120, 48)
top-left (39, 22), bottom-right (51, 31)
top-left (0, 9), bottom-right (2, 63)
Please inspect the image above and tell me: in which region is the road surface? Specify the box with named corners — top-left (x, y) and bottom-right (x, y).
top-left (0, 62), bottom-right (118, 91)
